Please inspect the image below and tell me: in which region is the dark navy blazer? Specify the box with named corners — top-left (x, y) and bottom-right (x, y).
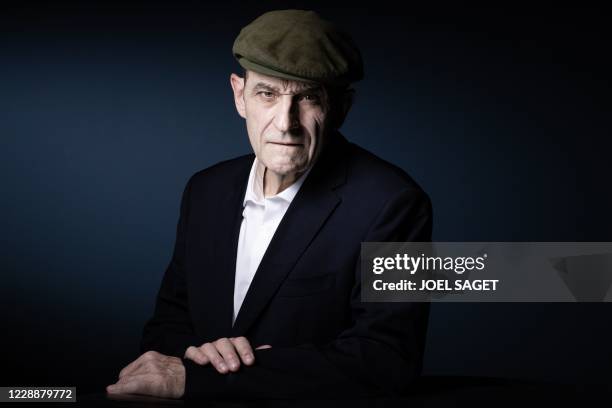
top-left (141, 132), bottom-right (433, 399)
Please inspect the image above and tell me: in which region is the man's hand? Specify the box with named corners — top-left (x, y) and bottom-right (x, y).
top-left (184, 336), bottom-right (271, 374)
top-left (106, 351), bottom-right (185, 399)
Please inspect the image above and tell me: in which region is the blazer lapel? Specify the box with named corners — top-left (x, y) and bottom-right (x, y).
top-left (231, 133), bottom-right (349, 336)
top-left (196, 155), bottom-right (252, 339)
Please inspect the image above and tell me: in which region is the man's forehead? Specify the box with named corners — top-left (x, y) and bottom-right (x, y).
top-left (246, 71), bottom-right (321, 93)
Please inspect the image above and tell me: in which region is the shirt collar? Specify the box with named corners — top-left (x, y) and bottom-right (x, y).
top-left (243, 157), bottom-right (312, 206)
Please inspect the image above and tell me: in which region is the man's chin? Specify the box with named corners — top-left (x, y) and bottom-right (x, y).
top-left (263, 161), bottom-right (309, 178)
top-left (268, 166), bottom-right (306, 177)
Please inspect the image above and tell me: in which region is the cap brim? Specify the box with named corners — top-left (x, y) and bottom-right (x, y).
top-left (237, 57), bottom-right (320, 84)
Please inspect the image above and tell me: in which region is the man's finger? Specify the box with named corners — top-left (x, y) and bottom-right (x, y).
top-left (118, 357), bottom-right (144, 379)
top-left (184, 346), bottom-right (209, 365)
top-left (107, 374), bottom-right (152, 395)
top-left (118, 351), bottom-right (158, 379)
top-left (214, 338), bottom-right (241, 372)
top-left (200, 342), bottom-right (229, 374)
top-left (230, 337), bottom-right (255, 365)
top-left (255, 344), bottom-right (272, 350)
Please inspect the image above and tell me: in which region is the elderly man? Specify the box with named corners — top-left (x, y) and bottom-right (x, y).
top-left (107, 9), bottom-right (432, 399)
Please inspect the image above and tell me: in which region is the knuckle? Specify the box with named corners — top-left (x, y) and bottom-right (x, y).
top-left (237, 337), bottom-right (251, 347)
top-left (143, 350), bottom-right (157, 360)
top-left (215, 337), bottom-right (229, 346)
top-left (145, 360), bottom-right (158, 371)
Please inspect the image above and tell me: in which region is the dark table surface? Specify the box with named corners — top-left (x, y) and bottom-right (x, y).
top-left (75, 376), bottom-right (611, 407)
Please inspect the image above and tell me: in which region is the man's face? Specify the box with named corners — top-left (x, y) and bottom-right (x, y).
top-left (230, 70), bottom-right (329, 178)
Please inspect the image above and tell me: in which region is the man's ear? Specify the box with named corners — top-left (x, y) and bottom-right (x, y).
top-left (230, 73), bottom-right (246, 119)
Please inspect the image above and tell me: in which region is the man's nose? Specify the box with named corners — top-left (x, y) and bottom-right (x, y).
top-left (273, 96), bottom-right (300, 133)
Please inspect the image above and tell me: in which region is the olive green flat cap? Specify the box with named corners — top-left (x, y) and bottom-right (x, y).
top-left (232, 9), bottom-right (363, 86)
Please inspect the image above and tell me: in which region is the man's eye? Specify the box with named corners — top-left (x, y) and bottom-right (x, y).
top-left (299, 94), bottom-right (320, 103)
top-left (258, 91), bottom-right (275, 99)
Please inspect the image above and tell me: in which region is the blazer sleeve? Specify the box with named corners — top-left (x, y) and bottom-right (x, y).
top-left (140, 177), bottom-right (198, 358)
top-left (183, 187), bottom-right (433, 399)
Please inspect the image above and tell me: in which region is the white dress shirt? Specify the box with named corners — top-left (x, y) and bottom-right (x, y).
top-left (232, 157), bottom-right (311, 324)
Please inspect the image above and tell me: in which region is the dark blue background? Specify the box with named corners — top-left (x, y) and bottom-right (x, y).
top-left (1, 3), bottom-right (611, 392)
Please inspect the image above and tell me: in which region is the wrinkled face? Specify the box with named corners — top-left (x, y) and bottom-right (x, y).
top-left (230, 70), bottom-right (330, 177)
